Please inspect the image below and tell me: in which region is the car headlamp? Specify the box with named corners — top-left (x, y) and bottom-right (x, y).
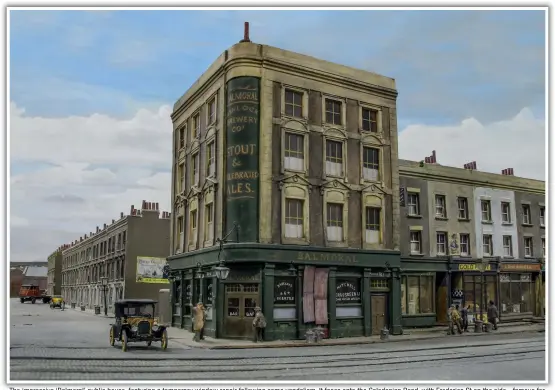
top-left (131, 326), bottom-right (138, 332)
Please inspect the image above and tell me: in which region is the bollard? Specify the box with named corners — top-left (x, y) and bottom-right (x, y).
top-left (94, 306), bottom-right (101, 315)
top-left (474, 320), bottom-right (483, 333)
top-left (305, 329), bottom-right (315, 344)
top-left (80, 305), bottom-right (85, 311)
top-left (314, 326), bottom-right (324, 343)
top-left (485, 322), bottom-right (493, 333)
top-left (380, 326), bottom-right (389, 340)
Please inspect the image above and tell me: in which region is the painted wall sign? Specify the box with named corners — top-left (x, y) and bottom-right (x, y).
top-left (274, 278), bottom-right (296, 305)
top-left (449, 233), bottom-right (460, 256)
top-left (457, 264), bottom-right (491, 271)
top-left (135, 256), bottom-right (170, 284)
top-left (296, 251), bottom-right (357, 264)
top-left (336, 279), bottom-right (362, 304)
top-left (500, 263), bottom-right (541, 272)
top-left (225, 77), bottom-right (261, 242)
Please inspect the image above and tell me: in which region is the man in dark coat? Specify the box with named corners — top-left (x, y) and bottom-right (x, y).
top-left (460, 305), bottom-right (470, 332)
top-left (252, 306), bottom-right (267, 342)
top-left (487, 300), bottom-right (499, 330)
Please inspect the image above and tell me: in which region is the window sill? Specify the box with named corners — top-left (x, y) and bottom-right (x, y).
top-left (324, 173), bottom-right (345, 180)
top-left (282, 237), bottom-right (309, 246)
top-left (407, 214), bottom-right (423, 219)
top-left (502, 222), bottom-right (513, 226)
top-left (327, 241), bottom-right (348, 248)
top-left (458, 218), bottom-right (471, 222)
top-left (540, 225), bottom-right (545, 229)
top-left (481, 220), bottom-right (494, 225)
top-left (524, 256), bottom-right (534, 259)
top-left (458, 254), bottom-right (472, 258)
top-left (435, 216), bottom-right (448, 221)
top-left (522, 223), bottom-right (533, 227)
top-left (503, 256), bottom-right (515, 260)
top-left (359, 128), bottom-right (380, 135)
top-left (410, 253), bottom-right (425, 257)
top-left (282, 114), bottom-right (307, 122)
top-left (283, 167), bottom-right (307, 175)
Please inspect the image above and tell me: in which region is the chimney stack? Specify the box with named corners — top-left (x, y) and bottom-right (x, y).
top-left (120, 212), bottom-right (124, 219)
top-left (155, 202), bottom-right (159, 211)
top-left (142, 200), bottom-right (147, 210)
top-left (240, 21), bottom-right (251, 43)
top-left (424, 150), bottom-right (437, 164)
top-left (112, 219), bottom-right (115, 224)
top-left (463, 161), bottom-right (477, 170)
top-left (103, 223), bottom-right (107, 229)
top-left (502, 168), bottom-right (514, 176)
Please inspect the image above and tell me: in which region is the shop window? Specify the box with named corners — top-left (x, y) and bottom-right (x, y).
top-left (500, 273), bottom-right (534, 314)
top-left (402, 275), bottom-right (433, 315)
top-left (464, 275), bottom-right (497, 315)
top-left (244, 298), bottom-right (257, 318)
top-left (243, 283), bottom-right (259, 293)
top-left (227, 298), bottom-right (240, 317)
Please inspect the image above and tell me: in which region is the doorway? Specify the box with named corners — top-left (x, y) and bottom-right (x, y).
top-left (371, 294), bottom-right (387, 335)
top-left (436, 272), bottom-right (448, 323)
top-left (223, 283), bottom-right (261, 339)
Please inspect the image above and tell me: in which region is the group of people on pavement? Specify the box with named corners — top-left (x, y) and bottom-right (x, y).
top-left (192, 302), bottom-right (267, 343)
top-left (448, 300), bottom-right (499, 335)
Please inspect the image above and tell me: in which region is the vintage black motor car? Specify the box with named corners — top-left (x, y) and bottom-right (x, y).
top-left (109, 299), bottom-right (168, 352)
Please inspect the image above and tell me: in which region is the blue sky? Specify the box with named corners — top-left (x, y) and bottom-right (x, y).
top-left (9, 9), bottom-right (546, 262)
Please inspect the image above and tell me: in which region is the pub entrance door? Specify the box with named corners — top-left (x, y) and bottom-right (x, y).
top-left (371, 294), bottom-right (388, 335)
top-left (223, 283), bottom-right (261, 339)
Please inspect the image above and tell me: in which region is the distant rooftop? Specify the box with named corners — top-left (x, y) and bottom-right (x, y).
top-left (23, 266), bottom-right (48, 278)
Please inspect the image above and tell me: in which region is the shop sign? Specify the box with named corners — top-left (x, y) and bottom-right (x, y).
top-left (274, 278), bottom-right (295, 305)
top-left (206, 280), bottom-right (213, 305)
top-left (449, 234), bottom-right (460, 256)
top-left (500, 263), bottom-right (541, 272)
top-left (457, 264), bottom-right (491, 271)
top-left (296, 251), bottom-right (357, 264)
top-left (336, 279), bottom-right (361, 304)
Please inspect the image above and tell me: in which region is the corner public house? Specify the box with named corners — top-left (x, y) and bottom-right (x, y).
top-left (167, 30), bottom-right (405, 341)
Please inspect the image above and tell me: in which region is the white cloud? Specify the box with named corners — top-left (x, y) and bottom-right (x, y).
top-left (10, 104), bottom-right (173, 262)
top-left (398, 108), bottom-right (545, 180)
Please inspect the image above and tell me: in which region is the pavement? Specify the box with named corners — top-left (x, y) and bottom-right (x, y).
top-left (9, 298), bottom-right (547, 382)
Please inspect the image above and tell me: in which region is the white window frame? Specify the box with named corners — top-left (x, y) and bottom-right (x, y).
top-left (191, 152), bottom-right (199, 186)
top-left (326, 202), bottom-right (344, 243)
top-left (359, 104), bottom-right (382, 133)
top-left (482, 234), bottom-right (493, 256)
top-left (362, 146), bottom-right (380, 182)
top-left (364, 206), bottom-right (381, 244)
top-left (284, 198), bottom-right (304, 239)
top-left (283, 131), bottom-right (305, 172)
top-left (410, 231), bottom-right (422, 254)
top-left (502, 235), bottom-right (513, 257)
top-left (541, 238), bottom-right (545, 257)
top-left (540, 207), bottom-right (545, 227)
top-left (524, 237), bottom-right (533, 258)
top-left (322, 97), bottom-right (345, 127)
top-left (324, 138), bottom-right (345, 178)
top-left (481, 200), bottom-right (492, 222)
top-left (436, 232), bottom-right (447, 255)
top-left (459, 234), bottom-right (470, 256)
top-left (282, 183), bottom-right (310, 244)
top-left (189, 208), bottom-right (198, 249)
top-left (408, 193), bottom-right (420, 216)
top-left (457, 197), bottom-right (468, 220)
top-left (435, 195), bottom-right (447, 218)
top-left (281, 86), bottom-right (309, 119)
top-left (178, 125), bottom-right (186, 150)
top-left (501, 202), bottom-right (511, 223)
top-left (206, 141), bottom-right (216, 178)
top-left (522, 204), bottom-right (531, 224)
top-left (177, 216), bottom-right (184, 252)
top-left (192, 112), bottom-right (200, 140)
top-left (205, 203), bottom-right (214, 243)
top-left (207, 95), bottom-right (217, 126)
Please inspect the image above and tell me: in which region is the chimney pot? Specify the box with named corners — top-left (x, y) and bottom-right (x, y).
top-left (121, 212), bottom-right (124, 218)
top-left (112, 219), bottom-right (115, 224)
top-left (103, 223), bottom-right (107, 229)
top-left (156, 202), bottom-right (159, 211)
top-left (142, 200), bottom-right (146, 209)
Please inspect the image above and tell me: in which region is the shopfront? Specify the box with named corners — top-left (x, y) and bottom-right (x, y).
top-left (450, 260), bottom-right (499, 322)
top-left (498, 262), bottom-right (541, 317)
top-left (167, 243), bottom-right (402, 341)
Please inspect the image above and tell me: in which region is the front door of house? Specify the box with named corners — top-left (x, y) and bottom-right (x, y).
top-left (223, 283), bottom-right (261, 339)
top-left (371, 295), bottom-right (387, 335)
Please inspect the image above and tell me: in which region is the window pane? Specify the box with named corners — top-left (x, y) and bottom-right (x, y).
top-left (407, 276), bottom-right (420, 314)
top-left (419, 276), bottom-right (433, 313)
top-left (401, 277), bottom-right (407, 314)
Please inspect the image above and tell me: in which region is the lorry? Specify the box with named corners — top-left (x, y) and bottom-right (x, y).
top-left (19, 284), bottom-right (51, 304)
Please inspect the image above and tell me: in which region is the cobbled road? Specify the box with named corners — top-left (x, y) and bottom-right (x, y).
top-left (9, 298), bottom-right (546, 381)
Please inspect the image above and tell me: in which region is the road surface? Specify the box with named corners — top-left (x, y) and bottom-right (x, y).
top-left (9, 298), bottom-right (546, 381)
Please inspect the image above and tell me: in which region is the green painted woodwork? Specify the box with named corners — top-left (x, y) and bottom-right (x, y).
top-left (263, 264), bottom-right (275, 341)
top-left (327, 267), bottom-right (337, 338)
top-left (335, 318), bottom-right (365, 338)
top-left (224, 76), bottom-right (261, 242)
top-left (390, 270), bottom-right (402, 335)
top-left (401, 257), bottom-right (449, 272)
top-left (402, 314), bottom-right (437, 328)
top-left (362, 269), bottom-right (372, 336)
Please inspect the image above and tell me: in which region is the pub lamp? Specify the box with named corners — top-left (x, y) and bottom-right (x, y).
top-left (214, 260), bottom-right (230, 280)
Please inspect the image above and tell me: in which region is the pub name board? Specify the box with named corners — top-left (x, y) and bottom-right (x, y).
top-left (274, 278), bottom-right (295, 305)
top-left (336, 279), bottom-right (361, 304)
top-left (296, 251), bottom-right (357, 264)
top-left (500, 263), bottom-right (541, 272)
top-left (457, 264), bottom-right (492, 272)
top-left (225, 76), bottom-right (261, 242)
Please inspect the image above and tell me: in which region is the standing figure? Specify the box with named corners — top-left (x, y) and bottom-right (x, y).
top-left (252, 306), bottom-right (267, 342)
top-left (193, 302), bottom-right (206, 342)
top-left (448, 305), bottom-right (455, 335)
top-left (487, 300), bottom-right (499, 330)
top-left (453, 305), bottom-right (463, 334)
top-left (460, 305), bottom-right (470, 332)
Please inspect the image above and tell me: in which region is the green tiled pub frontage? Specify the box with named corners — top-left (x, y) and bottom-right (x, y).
top-left (167, 244), bottom-right (402, 341)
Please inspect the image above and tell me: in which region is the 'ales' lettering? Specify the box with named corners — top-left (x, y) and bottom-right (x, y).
top-left (227, 183), bottom-right (254, 194)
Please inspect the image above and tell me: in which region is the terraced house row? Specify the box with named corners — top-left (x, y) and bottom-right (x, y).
top-left (56, 201), bottom-right (171, 312)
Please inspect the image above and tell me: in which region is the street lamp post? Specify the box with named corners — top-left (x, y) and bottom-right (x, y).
top-left (101, 277), bottom-right (108, 316)
top-left (196, 263), bottom-right (205, 302)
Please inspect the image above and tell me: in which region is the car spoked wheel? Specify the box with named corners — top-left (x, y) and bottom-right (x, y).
top-left (146, 341), bottom-right (152, 347)
top-left (161, 329), bottom-right (168, 350)
top-left (121, 331), bottom-right (128, 352)
top-left (109, 326), bottom-right (115, 346)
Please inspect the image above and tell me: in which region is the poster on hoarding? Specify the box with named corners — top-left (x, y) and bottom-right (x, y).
top-left (136, 256), bottom-right (169, 284)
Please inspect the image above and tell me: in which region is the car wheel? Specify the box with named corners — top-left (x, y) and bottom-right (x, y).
top-left (121, 331), bottom-right (128, 352)
top-left (20, 298), bottom-right (24, 304)
top-left (50, 305), bottom-right (53, 309)
top-left (147, 341), bottom-right (152, 347)
top-left (109, 326), bottom-right (115, 346)
top-left (161, 329), bottom-right (168, 350)
top-left (31, 298), bottom-right (36, 304)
